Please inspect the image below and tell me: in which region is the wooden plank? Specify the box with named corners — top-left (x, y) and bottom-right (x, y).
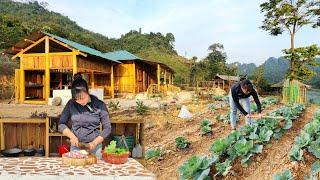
top-left (15, 69), bottom-right (20, 103)
top-left (111, 64), bottom-right (114, 98)
top-left (125, 124), bottom-right (136, 137)
top-left (0, 123), bottom-right (4, 150)
top-left (91, 71), bottom-right (95, 88)
top-left (142, 70), bottom-right (146, 91)
top-left (24, 100), bottom-right (46, 105)
top-left (45, 36), bottom-right (50, 102)
top-left (157, 64), bottom-right (160, 92)
top-left (133, 62), bottom-right (136, 93)
top-left (29, 124), bottom-right (36, 148)
top-left (48, 38), bottom-right (86, 57)
top-left (115, 124), bottom-right (125, 135)
top-left (16, 124), bottom-right (23, 148)
top-left (72, 49), bottom-right (78, 75)
top-left (12, 36), bottom-right (46, 59)
top-left (19, 57), bottom-right (25, 103)
top-left (45, 117), bottom-right (49, 157)
top-left (24, 38), bottom-right (35, 43)
top-left (0, 118), bottom-right (46, 123)
top-left (139, 123), bottom-right (145, 158)
top-left (4, 124), bottom-right (16, 149)
top-left (164, 70), bottom-right (167, 85)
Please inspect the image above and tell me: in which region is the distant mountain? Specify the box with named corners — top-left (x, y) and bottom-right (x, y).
top-left (229, 62), bottom-right (257, 77)
top-left (0, 0), bottom-right (190, 83)
top-left (262, 57), bottom-right (289, 84)
top-left (233, 57), bottom-right (320, 88)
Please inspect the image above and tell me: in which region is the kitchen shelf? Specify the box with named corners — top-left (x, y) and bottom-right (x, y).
top-left (49, 132), bottom-right (66, 137)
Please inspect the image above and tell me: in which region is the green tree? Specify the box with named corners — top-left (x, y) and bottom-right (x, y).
top-left (260, 0), bottom-right (320, 79)
top-left (283, 44), bottom-right (320, 81)
top-left (206, 43), bottom-right (229, 79)
top-left (165, 33), bottom-right (175, 47)
top-left (249, 65), bottom-right (270, 92)
top-left (189, 43), bottom-right (235, 84)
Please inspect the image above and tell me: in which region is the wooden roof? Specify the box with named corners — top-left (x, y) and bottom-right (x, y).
top-left (5, 31), bottom-right (120, 63)
top-left (214, 74), bottom-right (240, 81)
top-left (271, 80), bottom-right (311, 88)
top-left (105, 50), bottom-right (175, 73)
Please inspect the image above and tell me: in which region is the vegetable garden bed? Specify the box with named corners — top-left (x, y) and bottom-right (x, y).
top-left (178, 104), bottom-right (306, 179)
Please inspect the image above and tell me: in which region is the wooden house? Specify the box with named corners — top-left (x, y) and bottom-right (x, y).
top-left (104, 50), bottom-right (177, 96)
top-left (5, 31), bottom-right (120, 104)
top-left (213, 74), bottom-right (240, 92)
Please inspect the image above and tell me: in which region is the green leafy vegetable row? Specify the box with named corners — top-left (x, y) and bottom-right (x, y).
top-left (251, 97), bottom-right (279, 112)
top-left (179, 104), bottom-right (305, 180)
top-left (200, 119), bottom-right (213, 136)
top-left (272, 161), bottom-right (320, 180)
top-left (289, 111), bottom-right (320, 161)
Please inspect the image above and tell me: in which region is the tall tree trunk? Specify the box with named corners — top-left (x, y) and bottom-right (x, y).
top-left (290, 32), bottom-right (295, 79)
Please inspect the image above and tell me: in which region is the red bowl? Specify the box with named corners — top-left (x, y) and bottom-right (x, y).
top-left (101, 151), bottom-right (130, 164)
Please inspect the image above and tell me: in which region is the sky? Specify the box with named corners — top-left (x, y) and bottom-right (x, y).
top-left (34, 0), bottom-right (320, 65)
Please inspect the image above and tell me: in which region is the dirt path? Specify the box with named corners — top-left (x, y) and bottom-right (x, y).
top-left (144, 105), bottom-right (232, 180)
top-left (225, 105), bottom-right (319, 180)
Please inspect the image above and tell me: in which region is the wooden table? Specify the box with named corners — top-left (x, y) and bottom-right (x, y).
top-left (0, 157), bottom-right (155, 180)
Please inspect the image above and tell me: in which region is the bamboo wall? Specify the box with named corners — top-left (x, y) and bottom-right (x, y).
top-left (282, 79), bottom-right (307, 104)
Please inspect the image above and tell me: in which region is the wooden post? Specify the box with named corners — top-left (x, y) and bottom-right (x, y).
top-left (111, 64), bottom-right (114, 98)
top-left (222, 80), bottom-right (225, 90)
top-left (72, 49), bottom-right (77, 75)
top-left (142, 70), bottom-right (146, 91)
top-left (164, 70), bottom-right (167, 85)
top-left (91, 71), bottom-right (95, 88)
top-left (157, 64), bottom-right (160, 92)
top-left (45, 36), bottom-right (50, 102)
top-left (169, 73), bottom-right (172, 85)
top-left (15, 69), bottom-right (20, 103)
top-left (45, 117), bottom-right (49, 157)
top-left (139, 122), bottom-right (145, 158)
top-left (133, 62), bottom-right (136, 93)
top-left (0, 123), bottom-right (4, 150)
top-left (19, 56), bottom-right (25, 104)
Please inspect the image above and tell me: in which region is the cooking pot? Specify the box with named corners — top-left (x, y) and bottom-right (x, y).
top-left (1, 148), bottom-right (22, 157)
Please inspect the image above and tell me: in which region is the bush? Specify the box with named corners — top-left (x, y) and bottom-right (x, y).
top-left (108, 101), bottom-right (120, 111)
top-left (0, 55), bottom-right (18, 99)
top-left (136, 100), bottom-right (148, 115)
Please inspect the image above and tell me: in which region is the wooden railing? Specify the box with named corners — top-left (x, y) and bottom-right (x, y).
top-left (147, 84), bottom-right (181, 97)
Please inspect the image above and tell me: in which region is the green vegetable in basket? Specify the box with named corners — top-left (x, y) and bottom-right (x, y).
top-left (105, 141), bottom-right (128, 155)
